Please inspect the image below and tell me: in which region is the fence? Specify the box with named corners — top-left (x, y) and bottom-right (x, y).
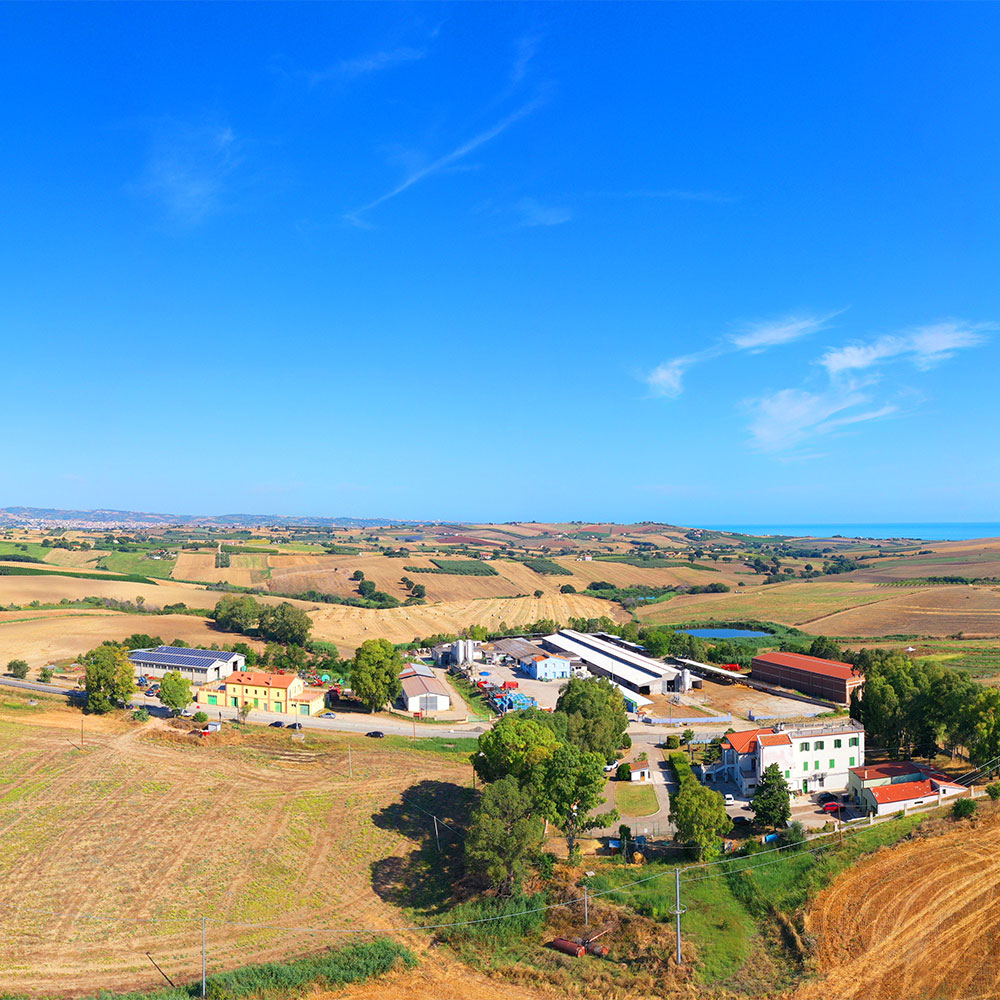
top-left (641, 713), bottom-right (731, 726)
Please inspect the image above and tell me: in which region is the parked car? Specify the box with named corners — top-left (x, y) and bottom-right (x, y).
top-left (724, 794), bottom-right (736, 805)
top-left (732, 815), bottom-right (752, 826)
top-left (287, 722), bottom-right (303, 730)
top-left (603, 763), bottom-right (617, 773)
top-left (320, 712), bottom-right (336, 719)
top-left (818, 792), bottom-right (839, 805)
top-left (269, 721), bottom-right (284, 728)
top-left (822, 801), bottom-right (845, 814)
top-left (366, 730), bottom-right (385, 738)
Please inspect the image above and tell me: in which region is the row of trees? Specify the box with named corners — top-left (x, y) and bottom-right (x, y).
top-left (466, 678), bottom-right (628, 893)
top-left (82, 642), bottom-right (196, 714)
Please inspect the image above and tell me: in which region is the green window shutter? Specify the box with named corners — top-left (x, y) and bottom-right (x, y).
top-left (849, 756), bottom-right (855, 766)
top-left (785, 770), bottom-right (790, 779)
top-left (830, 759), bottom-right (835, 769)
top-left (814, 760), bottom-right (819, 771)
top-left (803, 762), bottom-right (808, 771)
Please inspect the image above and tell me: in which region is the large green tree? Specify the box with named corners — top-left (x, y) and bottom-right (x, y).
top-left (670, 780), bottom-right (732, 859)
top-left (258, 602), bottom-right (312, 646)
top-left (7, 659), bottom-right (29, 679)
top-left (84, 644), bottom-right (135, 713)
top-left (213, 594), bottom-right (261, 633)
top-left (555, 676), bottom-right (629, 762)
top-left (466, 775), bottom-right (544, 895)
top-left (351, 638), bottom-right (403, 712)
top-left (530, 742), bottom-right (617, 857)
top-left (159, 671), bottom-right (193, 714)
top-left (472, 714), bottom-right (560, 784)
top-left (751, 763), bottom-right (791, 830)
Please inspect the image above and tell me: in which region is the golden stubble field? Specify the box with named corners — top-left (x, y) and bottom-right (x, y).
top-left (0, 703), bottom-right (472, 997)
top-left (794, 809), bottom-right (1000, 1000)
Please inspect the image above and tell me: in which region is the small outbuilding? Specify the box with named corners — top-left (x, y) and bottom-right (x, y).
top-left (399, 670), bottom-right (451, 713)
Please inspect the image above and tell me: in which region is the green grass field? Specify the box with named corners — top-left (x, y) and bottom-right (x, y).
top-left (97, 550), bottom-right (176, 578)
top-left (614, 781), bottom-right (659, 816)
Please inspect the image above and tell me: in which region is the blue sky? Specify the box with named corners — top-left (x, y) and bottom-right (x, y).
top-left (1, 3), bottom-right (998, 524)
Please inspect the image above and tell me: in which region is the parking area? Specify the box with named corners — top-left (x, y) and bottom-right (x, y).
top-left (472, 659), bottom-right (564, 710)
top-left (686, 676), bottom-right (829, 722)
top-left (705, 770), bottom-right (857, 830)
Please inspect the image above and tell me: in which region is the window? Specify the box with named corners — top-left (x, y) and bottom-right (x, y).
top-left (830, 759), bottom-right (835, 769)
top-left (814, 760), bottom-right (820, 771)
top-left (834, 738), bottom-right (842, 749)
top-left (849, 737), bottom-right (859, 747)
top-left (800, 742), bottom-right (810, 752)
top-left (803, 761), bottom-right (809, 771)
top-left (784, 770), bottom-right (791, 779)
top-left (849, 756), bottom-right (855, 766)
top-left (815, 740), bottom-right (825, 750)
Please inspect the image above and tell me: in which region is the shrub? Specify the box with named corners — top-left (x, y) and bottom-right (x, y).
top-left (131, 708), bottom-right (150, 722)
top-left (666, 735), bottom-right (680, 749)
top-left (953, 797), bottom-right (977, 819)
top-left (193, 711), bottom-right (208, 723)
top-left (39, 666), bottom-right (54, 683)
top-left (616, 763), bottom-right (631, 781)
top-left (7, 659), bottom-right (29, 679)
top-left (782, 820), bottom-right (807, 847)
top-left (534, 851), bottom-right (556, 879)
top-left (987, 783), bottom-right (1000, 801)
top-left (560, 583), bottom-right (576, 593)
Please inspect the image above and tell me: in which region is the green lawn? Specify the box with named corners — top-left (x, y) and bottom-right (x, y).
top-left (615, 780), bottom-right (660, 816)
top-left (0, 541), bottom-right (54, 561)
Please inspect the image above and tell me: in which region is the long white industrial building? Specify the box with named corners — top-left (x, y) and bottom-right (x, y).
top-left (541, 629), bottom-right (684, 697)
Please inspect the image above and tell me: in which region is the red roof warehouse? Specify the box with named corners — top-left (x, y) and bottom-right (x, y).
top-left (750, 651), bottom-right (864, 705)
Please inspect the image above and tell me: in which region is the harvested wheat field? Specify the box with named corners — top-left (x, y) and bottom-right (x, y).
top-left (805, 584), bottom-right (1000, 637)
top-left (171, 550), bottom-right (257, 587)
top-left (0, 611), bottom-right (260, 667)
top-left (794, 810), bottom-right (1000, 1000)
top-left (310, 593), bottom-right (626, 655)
top-left (0, 706), bottom-right (472, 997)
top-left (635, 581), bottom-right (920, 631)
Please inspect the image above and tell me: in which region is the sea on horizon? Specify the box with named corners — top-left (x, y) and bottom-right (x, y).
top-left (701, 523), bottom-right (1000, 542)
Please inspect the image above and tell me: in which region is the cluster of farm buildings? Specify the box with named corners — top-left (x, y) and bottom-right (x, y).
top-left (127, 637), bottom-right (970, 818)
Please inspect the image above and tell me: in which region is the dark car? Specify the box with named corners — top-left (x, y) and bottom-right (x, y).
top-left (287, 722), bottom-right (303, 730)
top-left (269, 720), bottom-right (285, 728)
top-left (817, 792), bottom-right (839, 805)
top-left (366, 730), bottom-right (385, 739)
top-left (732, 815), bottom-right (752, 826)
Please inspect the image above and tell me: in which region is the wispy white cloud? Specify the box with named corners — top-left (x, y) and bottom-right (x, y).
top-left (514, 197), bottom-right (572, 228)
top-left (747, 388), bottom-right (897, 452)
top-left (644, 311), bottom-right (834, 398)
top-left (309, 47), bottom-right (425, 86)
top-left (730, 311), bottom-right (841, 351)
top-left (135, 122), bottom-right (239, 226)
top-left (510, 35), bottom-right (540, 87)
top-left (821, 321), bottom-right (992, 376)
top-left (345, 96), bottom-right (545, 225)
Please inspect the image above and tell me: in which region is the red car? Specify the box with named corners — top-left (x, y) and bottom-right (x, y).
top-left (822, 802), bottom-right (845, 814)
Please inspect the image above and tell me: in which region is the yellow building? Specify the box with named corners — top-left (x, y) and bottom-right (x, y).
top-left (196, 671), bottom-right (327, 717)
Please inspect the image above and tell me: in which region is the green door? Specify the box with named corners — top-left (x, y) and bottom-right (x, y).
top-left (208, 695), bottom-right (217, 706)
top-left (802, 780), bottom-right (808, 793)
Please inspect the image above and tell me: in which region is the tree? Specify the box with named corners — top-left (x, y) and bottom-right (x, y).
top-left (352, 570), bottom-right (365, 581)
top-left (556, 677), bottom-right (629, 762)
top-left (560, 584), bottom-right (576, 594)
top-left (751, 763), bottom-right (791, 831)
top-left (412, 583), bottom-right (426, 599)
top-left (83, 644), bottom-right (135, 713)
top-left (358, 579), bottom-right (377, 598)
top-left (473, 714), bottom-right (560, 784)
top-left (159, 671), bottom-right (193, 714)
top-left (236, 702), bottom-right (253, 724)
top-left (465, 775), bottom-right (544, 895)
top-left (258, 602), bottom-right (312, 645)
top-left (533, 589), bottom-right (544, 598)
top-left (670, 780), bottom-right (732, 858)
top-left (123, 633), bottom-right (163, 650)
top-left (39, 666), bottom-right (54, 683)
top-left (213, 594), bottom-right (261, 634)
top-left (7, 658), bottom-right (29, 679)
top-left (953, 797), bottom-right (977, 819)
top-left (530, 742), bottom-right (617, 858)
top-left (193, 711), bottom-right (208, 724)
top-left (351, 638), bottom-right (403, 712)
top-left (681, 729), bottom-right (695, 746)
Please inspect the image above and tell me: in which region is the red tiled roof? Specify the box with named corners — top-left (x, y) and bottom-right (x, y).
top-left (723, 728), bottom-right (776, 754)
top-left (752, 651), bottom-right (860, 681)
top-left (869, 779), bottom-right (964, 805)
top-left (757, 733), bottom-right (793, 747)
top-left (851, 761), bottom-right (954, 784)
top-left (226, 671), bottom-right (298, 690)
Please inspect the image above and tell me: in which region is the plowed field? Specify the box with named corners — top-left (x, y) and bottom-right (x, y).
top-left (0, 708), bottom-right (472, 997)
top-left (795, 811), bottom-right (1000, 1000)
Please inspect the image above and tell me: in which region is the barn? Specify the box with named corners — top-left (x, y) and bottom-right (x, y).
top-left (399, 664), bottom-right (451, 713)
top-left (750, 651), bottom-right (864, 704)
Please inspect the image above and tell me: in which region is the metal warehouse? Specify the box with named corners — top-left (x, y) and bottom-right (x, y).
top-left (541, 629), bottom-right (682, 696)
top-left (399, 666), bottom-right (452, 713)
top-left (129, 645), bottom-right (245, 686)
top-left (750, 651), bottom-right (864, 705)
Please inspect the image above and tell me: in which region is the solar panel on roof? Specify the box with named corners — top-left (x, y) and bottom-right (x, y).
top-left (128, 646), bottom-right (234, 669)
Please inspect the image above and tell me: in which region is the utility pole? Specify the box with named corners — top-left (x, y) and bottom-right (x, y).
top-left (201, 916), bottom-right (206, 998)
top-left (348, 744), bottom-right (353, 779)
top-left (670, 867), bottom-right (686, 967)
top-left (433, 815), bottom-right (441, 852)
top-left (584, 884), bottom-right (589, 927)
top-left (81, 717), bottom-right (84, 751)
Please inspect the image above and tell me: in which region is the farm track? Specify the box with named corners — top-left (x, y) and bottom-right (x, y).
top-left (795, 813), bottom-right (1000, 1000)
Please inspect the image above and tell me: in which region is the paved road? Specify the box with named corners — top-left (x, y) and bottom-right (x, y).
top-left (0, 676), bottom-right (489, 740)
